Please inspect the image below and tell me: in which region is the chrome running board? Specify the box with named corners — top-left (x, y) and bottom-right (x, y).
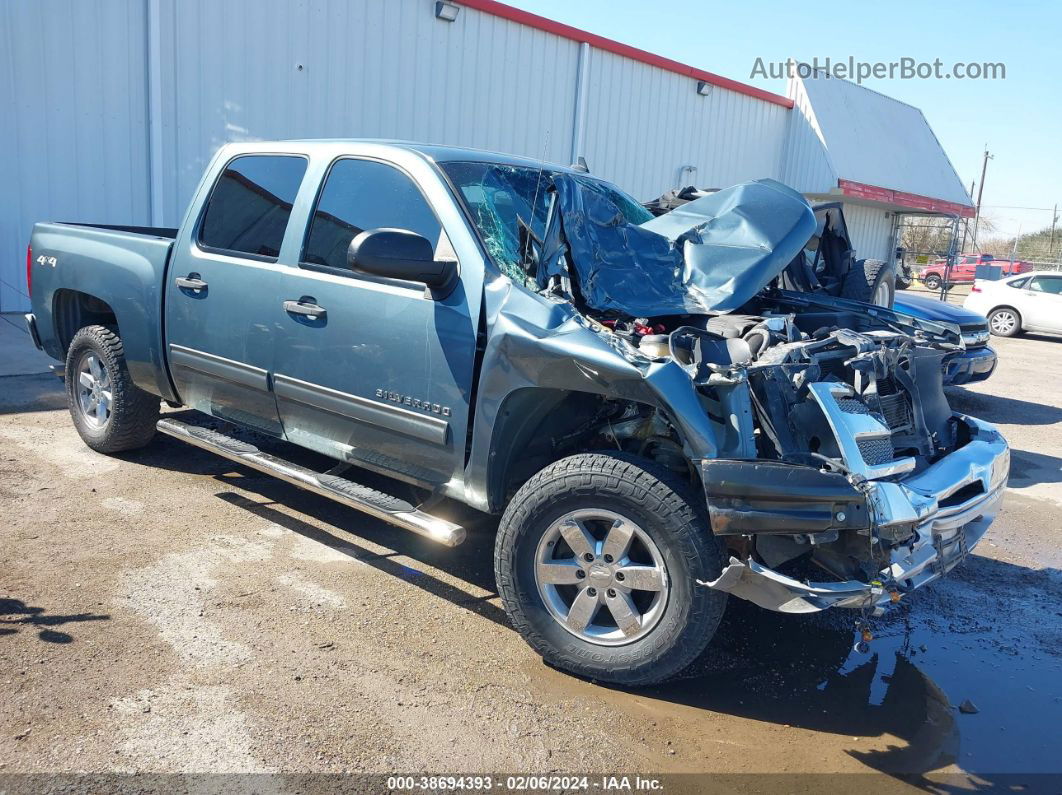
top-left (156, 417), bottom-right (466, 547)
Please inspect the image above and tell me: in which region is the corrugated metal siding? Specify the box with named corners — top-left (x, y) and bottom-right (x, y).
top-left (843, 202), bottom-right (894, 263)
top-left (0, 0), bottom-right (150, 312)
top-left (793, 71), bottom-right (972, 206)
top-left (781, 73), bottom-right (836, 194)
top-left (582, 49), bottom-right (789, 200)
top-left (155, 0), bottom-right (580, 224)
top-left (0, 1), bottom-right (956, 314)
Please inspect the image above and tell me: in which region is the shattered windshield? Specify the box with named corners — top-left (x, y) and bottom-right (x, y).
top-left (441, 161), bottom-right (651, 287)
top-left (443, 161), bottom-right (815, 318)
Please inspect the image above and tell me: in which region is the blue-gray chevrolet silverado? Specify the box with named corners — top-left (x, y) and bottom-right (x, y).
top-left (24, 141), bottom-right (1009, 685)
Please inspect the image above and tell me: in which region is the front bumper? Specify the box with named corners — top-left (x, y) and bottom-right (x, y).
top-left (701, 415), bottom-right (1009, 613)
top-left (943, 346), bottom-right (997, 386)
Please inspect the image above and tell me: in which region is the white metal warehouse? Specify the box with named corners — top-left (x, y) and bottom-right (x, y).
top-left (0, 0), bottom-right (974, 313)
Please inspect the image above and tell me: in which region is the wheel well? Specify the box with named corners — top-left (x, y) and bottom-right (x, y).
top-left (52, 289), bottom-right (118, 354)
top-left (486, 388), bottom-right (693, 512)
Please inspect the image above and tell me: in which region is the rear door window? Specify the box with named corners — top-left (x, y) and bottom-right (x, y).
top-left (1030, 276), bottom-right (1062, 295)
top-left (302, 158), bottom-right (443, 273)
top-left (198, 155), bottom-right (308, 260)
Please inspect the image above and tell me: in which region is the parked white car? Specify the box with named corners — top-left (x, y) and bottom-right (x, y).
top-left (963, 271), bottom-right (1062, 337)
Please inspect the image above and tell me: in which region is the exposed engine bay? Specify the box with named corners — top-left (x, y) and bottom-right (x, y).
top-left (442, 162), bottom-right (1007, 611)
top-left (552, 289), bottom-right (975, 591)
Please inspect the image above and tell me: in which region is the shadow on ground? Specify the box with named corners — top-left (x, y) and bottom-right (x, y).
top-left (0, 373), bottom-right (67, 415)
top-left (946, 387), bottom-right (1062, 426)
top-left (1007, 448), bottom-right (1062, 488)
top-left (0, 597), bottom-right (109, 643)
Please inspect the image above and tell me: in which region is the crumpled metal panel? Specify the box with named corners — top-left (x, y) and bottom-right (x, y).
top-left (556, 177), bottom-right (816, 316)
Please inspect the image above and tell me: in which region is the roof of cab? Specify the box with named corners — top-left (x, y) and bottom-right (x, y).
top-left (278, 138), bottom-right (581, 175)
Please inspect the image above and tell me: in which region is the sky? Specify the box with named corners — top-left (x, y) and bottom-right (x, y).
top-left (506, 0), bottom-right (1061, 240)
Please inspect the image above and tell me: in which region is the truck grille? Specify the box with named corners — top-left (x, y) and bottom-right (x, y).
top-left (857, 437), bottom-right (895, 466)
top-left (836, 397), bottom-right (870, 415)
top-left (960, 321), bottom-right (990, 348)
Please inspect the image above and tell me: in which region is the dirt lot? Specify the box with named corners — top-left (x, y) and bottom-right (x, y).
top-left (1, 328), bottom-right (1060, 790)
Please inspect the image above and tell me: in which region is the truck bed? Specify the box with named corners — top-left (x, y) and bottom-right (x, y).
top-left (29, 221), bottom-right (178, 401)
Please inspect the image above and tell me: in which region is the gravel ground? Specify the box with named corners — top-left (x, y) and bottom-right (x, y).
top-left (1, 331), bottom-right (1059, 789)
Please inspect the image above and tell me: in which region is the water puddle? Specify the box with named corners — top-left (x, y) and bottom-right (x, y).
top-left (640, 554), bottom-right (1061, 778)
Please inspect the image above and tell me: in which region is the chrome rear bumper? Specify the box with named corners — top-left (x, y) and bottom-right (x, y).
top-left (703, 415), bottom-right (1009, 613)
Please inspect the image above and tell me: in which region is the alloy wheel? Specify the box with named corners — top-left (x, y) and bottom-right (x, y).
top-left (534, 509), bottom-right (669, 646)
top-left (990, 310), bottom-right (1017, 335)
top-left (75, 351), bottom-right (113, 427)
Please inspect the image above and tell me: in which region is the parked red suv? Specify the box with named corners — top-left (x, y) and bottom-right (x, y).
top-left (918, 254), bottom-right (1033, 290)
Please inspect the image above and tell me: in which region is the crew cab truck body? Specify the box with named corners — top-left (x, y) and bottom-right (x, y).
top-left (26, 141), bottom-right (1010, 685)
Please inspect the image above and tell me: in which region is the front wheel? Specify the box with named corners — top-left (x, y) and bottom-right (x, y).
top-left (988, 307), bottom-right (1022, 337)
top-left (495, 452), bottom-right (728, 686)
top-left (923, 273), bottom-right (942, 291)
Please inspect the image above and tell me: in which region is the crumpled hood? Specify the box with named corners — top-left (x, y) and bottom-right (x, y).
top-left (555, 177), bottom-right (816, 316)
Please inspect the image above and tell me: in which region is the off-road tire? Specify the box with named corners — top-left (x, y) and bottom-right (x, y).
top-left (495, 452), bottom-right (728, 686)
top-left (842, 258), bottom-right (896, 307)
top-left (65, 325), bottom-right (159, 453)
top-left (987, 307), bottom-right (1022, 337)
top-left (923, 273), bottom-right (942, 291)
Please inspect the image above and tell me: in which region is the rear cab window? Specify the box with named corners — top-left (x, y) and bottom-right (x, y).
top-left (198, 154), bottom-right (308, 261)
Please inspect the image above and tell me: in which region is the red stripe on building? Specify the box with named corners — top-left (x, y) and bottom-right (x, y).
top-left (456, 0), bottom-right (795, 109)
top-left (838, 179), bottom-right (975, 218)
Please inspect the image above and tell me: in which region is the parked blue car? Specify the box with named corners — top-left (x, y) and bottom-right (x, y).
top-left (893, 294), bottom-right (996, 385)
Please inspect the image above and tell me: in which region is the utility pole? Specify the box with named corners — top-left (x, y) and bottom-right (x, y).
top-left (971, 146), bottom-right (993, 250)
top-left (1050, 203), bottom-right (1059, 262)
top-left (959, 178), bottom-right (976, 253)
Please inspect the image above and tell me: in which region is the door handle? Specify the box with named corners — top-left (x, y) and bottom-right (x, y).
top-left (283, 299), bottom-right (326, 318)
top-left (175, 274), bottom-right (208, 291)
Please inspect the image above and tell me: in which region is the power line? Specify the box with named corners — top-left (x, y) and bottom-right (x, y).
top-left (980, 203), bottom-right (1059, 211)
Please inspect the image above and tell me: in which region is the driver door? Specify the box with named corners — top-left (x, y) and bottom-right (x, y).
top-left (272, 157), bottom-right (477, 487)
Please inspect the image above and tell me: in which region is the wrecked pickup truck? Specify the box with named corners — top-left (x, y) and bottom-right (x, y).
top-left (25, 141), bottom-right (1009, 686)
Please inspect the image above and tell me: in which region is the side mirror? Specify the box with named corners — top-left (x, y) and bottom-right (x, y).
top-left (347, 228), bottom-right (457, 296)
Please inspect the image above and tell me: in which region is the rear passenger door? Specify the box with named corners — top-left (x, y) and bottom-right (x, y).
top-left (165, 153), bottom-right (308, 435)
top-left (273, 157), bottom-right (478, 487)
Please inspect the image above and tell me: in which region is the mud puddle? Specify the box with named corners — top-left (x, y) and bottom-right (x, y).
top-left (637, 555), bottom-right (1061, 779)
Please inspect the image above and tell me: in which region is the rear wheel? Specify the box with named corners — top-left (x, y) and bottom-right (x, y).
top-left (495, 452), bottom-right (728, 686)
top-left (923, 273), bottom-right (942, 291)
top-left (987, 307), bottom-right (1022, 337)
top-left (65, 325), bottom-right (160, 453)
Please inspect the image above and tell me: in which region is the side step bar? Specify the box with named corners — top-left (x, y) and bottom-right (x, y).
top-left (156, 418), bottom-right (466, 547)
